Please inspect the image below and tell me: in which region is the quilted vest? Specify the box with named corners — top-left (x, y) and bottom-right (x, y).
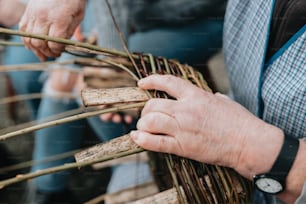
top-left (223, 0), bottom-right (306, 140)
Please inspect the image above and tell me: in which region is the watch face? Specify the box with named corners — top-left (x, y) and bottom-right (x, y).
top-left (255, 177), bottom-right (283, 194)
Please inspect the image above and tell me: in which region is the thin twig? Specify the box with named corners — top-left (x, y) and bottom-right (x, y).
top-left (0, 60), bottom-right (78, 72)
top-left (97, 58), bottom-right (140, 81)
top-left (0, 27), bottom-right (131, 58)
top-left (0, 107), bottom-right (86, 135)
top-left (0, 149), bottom-right (81, 173)
top-left (0, 40), bottom-right (23, 46)
top-left (104, 0), bottom-right (142, 78)
top-left (85, 193), bottom-right (106, 204)
top-left (0, 102), bottom-right (146, 141)
top-left (0, 147), bottom-right (145, 189)
top-left (0, 93), bottom-right (75, 105)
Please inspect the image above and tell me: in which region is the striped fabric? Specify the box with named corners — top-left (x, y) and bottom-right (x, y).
top-left (223, 0), bottom-right (275, 115)
top-left (224, 0), bottom-right (305, 203)
top-left (262, 28), bottom-right (306, 139)
top-left (224, 0), bottom-right (305, 138)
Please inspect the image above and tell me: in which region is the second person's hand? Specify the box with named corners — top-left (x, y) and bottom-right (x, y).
top-left (19, 0), bottom-right (86, 61)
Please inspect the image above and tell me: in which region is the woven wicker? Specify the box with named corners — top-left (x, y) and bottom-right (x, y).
top-left (93, 51), bottom-right (253, 204)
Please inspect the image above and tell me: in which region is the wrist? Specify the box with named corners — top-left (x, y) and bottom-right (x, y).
top-left (235, 122), bottom-right (284, 180)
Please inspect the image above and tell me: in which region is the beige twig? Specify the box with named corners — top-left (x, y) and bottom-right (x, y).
top-left (0, 40), bottom-right (23, 46)
top-left (85, 193), bottom-right (106, 204)
top-left (0, 27), bottom-right (130, 58)
top-left (105, 0), bottom-right (141, 78)
top-left (0, 107), bottom-right (85, 135)
top-left (0, 60), bottom-right (77, 72)
top-left (0, 149), bottom-right (81, 173)
top-left (0, 102), bottom-right (145, 141)
top-left (0, 147), bottom-right (144, 189)
top-left (0, 93), bottom-right (75, 105)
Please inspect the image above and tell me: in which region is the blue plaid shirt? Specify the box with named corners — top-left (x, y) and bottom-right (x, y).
top-left (223, 0), bottom-right (306, 203)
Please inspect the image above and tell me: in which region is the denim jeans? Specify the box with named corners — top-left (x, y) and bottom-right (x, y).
top-left (32, 96), bottom-right (85, 192)
top-left (3, 34), bottom-right (43, 119)
top-left (128, 19), bottom-right (223, 66)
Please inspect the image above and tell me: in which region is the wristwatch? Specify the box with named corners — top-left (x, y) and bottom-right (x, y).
top-left (253, 135), bottom-right (299, 194)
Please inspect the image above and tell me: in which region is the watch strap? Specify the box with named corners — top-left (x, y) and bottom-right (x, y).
top-left (270, 134), bottom-right (300, 180)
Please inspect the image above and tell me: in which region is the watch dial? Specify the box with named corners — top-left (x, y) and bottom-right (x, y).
top-left (255, 178), bottom-right (283, 194)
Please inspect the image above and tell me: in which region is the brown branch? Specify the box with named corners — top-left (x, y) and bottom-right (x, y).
top-left (75, 135), bottom-right (139, 163)
top-left (81, 87), bottom-right (149, 106)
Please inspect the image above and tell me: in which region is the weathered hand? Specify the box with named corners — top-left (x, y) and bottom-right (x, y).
top-left (131, 75), bottom-right (283, 179)
top-left (19, 0), bottom-right (86, 61)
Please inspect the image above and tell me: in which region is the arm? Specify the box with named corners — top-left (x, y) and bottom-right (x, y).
top-left (131, 74), bottom-right (306, 203)
top-left (19, 0), bottom-right (86, 61)
top-left (0, 0), bottom-right (26, 27)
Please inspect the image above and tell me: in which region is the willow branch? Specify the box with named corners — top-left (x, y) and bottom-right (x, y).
top-left (0, 40), bottom-right (23, 46)
top-left (85, 193), bottom-right (106, 204)
top-left (0, 59), bottom-right (79, 72)
top-left (0, 93), bottom-right (75, 105)
top-left (97, 58), bottom-right (140, 81)
top-left (0, 27), bottom-right (132, 58)
top-left (0, 107), bottom-right (85, 135)
top-left (0, 147), bottom-right (145, 189)
top-left (0, 102), bottom-right (146, 141)
top-left (105, 0), bottom-right (141, 78)
top-left (0, 149), bottom-right (81, 173)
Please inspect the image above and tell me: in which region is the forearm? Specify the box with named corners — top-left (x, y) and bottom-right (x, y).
top-left (0, 0), bottom-right (26, 27)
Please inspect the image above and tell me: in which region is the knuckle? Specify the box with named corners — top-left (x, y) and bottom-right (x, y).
top-left (137, 115), bottom-right (156, 132)
top-left (31, 39), bottom-right (46, 49)
top-left (162, 75), bottom-right (173, 82)
top-left (48, 42), bottom-right (63, 53)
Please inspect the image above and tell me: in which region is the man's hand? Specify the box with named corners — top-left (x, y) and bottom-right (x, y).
top-left (19, 0), bottom-right (86, 61)
top-left (131, 75), bottom-right (284, 180)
